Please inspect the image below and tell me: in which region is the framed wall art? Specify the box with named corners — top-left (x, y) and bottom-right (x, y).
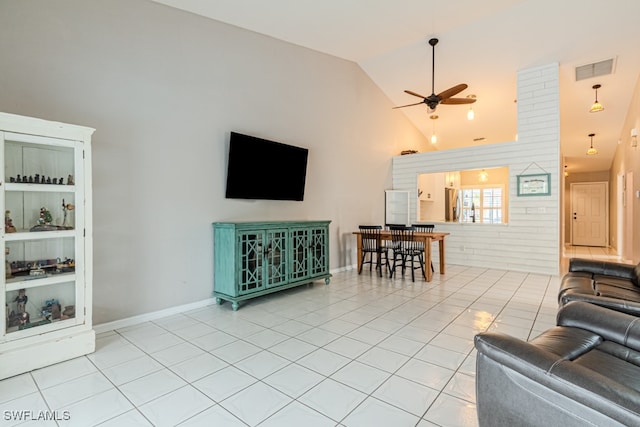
top-left (517, 173), bottom-right (551, 196)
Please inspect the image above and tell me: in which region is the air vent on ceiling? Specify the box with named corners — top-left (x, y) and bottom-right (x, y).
top-left (575, 58), bottom-right (615, 81)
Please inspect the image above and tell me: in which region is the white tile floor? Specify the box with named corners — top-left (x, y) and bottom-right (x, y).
top-left (1, 263), bottom-right (569, 427)
top-left (563, 244), bottom-right (626, 262)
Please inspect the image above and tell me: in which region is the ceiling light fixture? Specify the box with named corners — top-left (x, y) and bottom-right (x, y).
top-left (587, 133), bottom-right (598, 155)
top-left (479, 169), bottom-right (488, 182)
top-left (430, 114), bottom-right (438, 144)
top-left (589, 84), bottom-right (604, 113)
top-left (466, 95), bottom-right (476, 120)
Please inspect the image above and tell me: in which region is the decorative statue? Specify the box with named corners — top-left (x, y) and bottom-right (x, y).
top-left (5, 247), bottom-right (11, 279)
top-left (14, 289), bottom-right (27, 314)
top-left (62, 199), bottom-right (75, 228)
top-left (62, 305), bottom-right (75, 319)
top-left (38, 207), bottom-right (53, 225)
top-left (19, 311), bottom-right (29, 325)
top-left (5, 210), bottom-right (16, 233)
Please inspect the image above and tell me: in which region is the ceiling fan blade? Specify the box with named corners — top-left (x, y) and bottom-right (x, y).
top-left (404, 90), bottom-right (428, 99)
top-left (393, 101), bottom-right (425, 109)
top-left (440, 97), bottom-right (476, 105)
top-left (437, 83), bottom-right (468, 100)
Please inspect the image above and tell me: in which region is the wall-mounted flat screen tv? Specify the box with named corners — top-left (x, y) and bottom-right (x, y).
top-left (225, 131), bottom-right (309, 201)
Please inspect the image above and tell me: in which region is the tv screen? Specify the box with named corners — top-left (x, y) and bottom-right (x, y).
top-left (225, 132), bottom-right (309, 201)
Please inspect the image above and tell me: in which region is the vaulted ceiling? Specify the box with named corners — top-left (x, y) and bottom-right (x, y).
top-left (152, 0), bottom-right (640, 174)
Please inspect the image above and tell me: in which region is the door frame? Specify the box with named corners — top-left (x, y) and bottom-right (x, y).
top-left (570, 181), bottom-right (609, 247)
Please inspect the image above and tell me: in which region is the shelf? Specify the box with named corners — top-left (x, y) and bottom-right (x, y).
top-left (4, 183), bottom-right (76, 193)
top-left (5, 229), bottom-right (76, 241)
top-left (5, 317), bottom-right (78, 341)
top-left (6, 272), bottom-right (76, 292)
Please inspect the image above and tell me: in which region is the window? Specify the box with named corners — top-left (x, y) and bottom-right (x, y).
top-left (461, 186), bottom-right (504, 224)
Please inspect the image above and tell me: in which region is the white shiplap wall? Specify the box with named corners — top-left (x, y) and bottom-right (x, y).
top-left (392, 63), bottom-right (561, 275)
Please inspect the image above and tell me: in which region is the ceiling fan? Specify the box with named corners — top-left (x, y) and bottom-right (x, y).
top-left (394, 38), bottom-right (476, 111)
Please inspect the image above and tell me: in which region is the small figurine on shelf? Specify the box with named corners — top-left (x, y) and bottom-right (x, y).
top-left (67, 174), bottom-right (74, 185)
top-left (61, 305), bottom-right (75, 320)
top-left (38, 207), bottom-right (53, 225)
top-left (61, 199), bottom-right (75, 229)
top-left (19, 311), bottom-right (29, 325)
top-left (41, 299), bottom-right (60, 320)
top-left (30, 207), bottom-right (59, 231)
top-left (14, 289), bottom-right (27, 314)
top-left (5, 247), bottom-right (11, 279)
top-left (5, 210), bottom-right (16, 233)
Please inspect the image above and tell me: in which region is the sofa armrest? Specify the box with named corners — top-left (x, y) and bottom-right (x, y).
top-left (475, 330), bottom-right (640, 426)
top-left (569, 258), bottom-right (638, 285)
top-left (558, 301), bottom-right (640, 352)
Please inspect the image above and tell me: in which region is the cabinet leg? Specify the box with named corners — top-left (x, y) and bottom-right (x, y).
top-left (215, 297), bottom-right (224, 305)
top-left (324, 277), bottom-right (330, 285)
top-left (231, 302), bottom-right (239, 311)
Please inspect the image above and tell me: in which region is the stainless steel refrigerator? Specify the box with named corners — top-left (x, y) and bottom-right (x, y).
top-left (445, 187), bottom-right (460, 222)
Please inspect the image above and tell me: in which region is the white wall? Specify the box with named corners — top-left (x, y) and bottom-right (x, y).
top-left (610, 73), bottom-right (640, 263)
top-left (393, 63), bottom-right (561, 275)
top-left (0, 0), bottom-right (428, 323)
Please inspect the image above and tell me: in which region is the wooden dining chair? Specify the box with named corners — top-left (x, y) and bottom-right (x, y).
top-left (412, 224), bottom-right (435, 273)
top-left (358, 225), bottom-right (390, 277)
top-left (389, 226), bottom-right (425, 282)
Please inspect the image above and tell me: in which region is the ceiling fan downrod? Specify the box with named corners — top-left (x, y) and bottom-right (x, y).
top-left (429, 38), bottom-right (438, 97)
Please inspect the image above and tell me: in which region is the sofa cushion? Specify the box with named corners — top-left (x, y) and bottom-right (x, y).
top-left (573, 343), bottom-right (640, 395)
top-left (594, 275), bottom-right (639, 291)
top-left (595, 283), bottom-right (640, 302)
top-left (569, 258), bottom-right (639, 287)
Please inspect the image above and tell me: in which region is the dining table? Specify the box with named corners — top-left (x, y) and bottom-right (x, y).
top-left (353, 230), bottom-right (450, 282)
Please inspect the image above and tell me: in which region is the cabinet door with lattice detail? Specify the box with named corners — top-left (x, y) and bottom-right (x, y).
top-left (308, 226), bottom-right (328, 277)
top-left (264, 228), bottom-right (288, 288)
top-left (289, 227), bottom-right (310, 281)
top-left (236, 231), bottom-right (265, 295)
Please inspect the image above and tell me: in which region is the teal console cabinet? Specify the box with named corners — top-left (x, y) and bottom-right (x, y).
top-left (213, 221), bottom-right (331, 310)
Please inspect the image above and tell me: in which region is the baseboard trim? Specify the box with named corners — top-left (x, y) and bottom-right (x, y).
top-left (95, 266), bottom-right (357, 334)
top-left (94, 297), bottom-right (218, 334)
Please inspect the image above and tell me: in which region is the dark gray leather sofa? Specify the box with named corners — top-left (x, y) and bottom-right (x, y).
top-left (474, 301), bottom-right (640, 427)
top-left (559, 258), bottom-right (640, 315)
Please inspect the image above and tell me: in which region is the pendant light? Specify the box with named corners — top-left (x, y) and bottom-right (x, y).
top-left (586, 133), bottom-right (598, 155)
top-left (589, 84), bottom-right (604, 113)
top-left (478, 169), bottom-right (488, 182)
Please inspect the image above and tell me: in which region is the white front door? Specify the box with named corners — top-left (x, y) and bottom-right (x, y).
top-left (571, 182), bottom-right (608, 247)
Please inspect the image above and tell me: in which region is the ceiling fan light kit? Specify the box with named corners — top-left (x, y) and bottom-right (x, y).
top-left (466, 95), bottom-right (476, 120)
top-left (589, 84), bottom-right (604, 113)
top-left (430, 114), bottom-right (438, 144)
